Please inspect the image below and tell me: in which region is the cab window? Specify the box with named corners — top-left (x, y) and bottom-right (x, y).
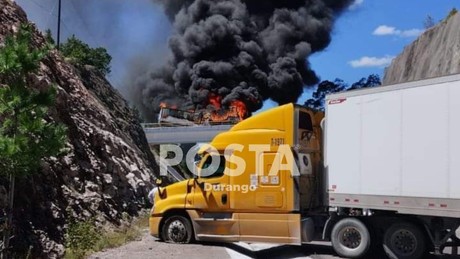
top-left (299, 111), bottom-right (313, 131)
top-left (200, 155), bottom-right (226, 179)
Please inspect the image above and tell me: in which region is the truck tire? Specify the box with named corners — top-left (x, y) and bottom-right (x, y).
top-left (331, 218), bottom-right (371, 258)
top-left (383, 222), bottom-right (426, 259)
top-left (161, 215), bottom-right (194, 244)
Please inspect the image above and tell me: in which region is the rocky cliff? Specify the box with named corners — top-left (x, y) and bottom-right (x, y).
top-left (383, 12), bottom-right (460, 85)
top-left (0, 0), bottom-right (157, 257)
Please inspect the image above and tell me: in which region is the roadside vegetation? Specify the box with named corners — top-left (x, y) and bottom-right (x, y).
top-left (58, 35), bottom-right (112, 76)
top-left (64, 214), bottom-right (149, 259)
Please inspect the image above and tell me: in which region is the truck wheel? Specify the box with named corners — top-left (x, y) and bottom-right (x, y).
top-left (331, 218), bottom-right (371, 258)
top-left (161, 215), bottom-right (194, 244)
top-left (383, 222), bottom-right (426, 259)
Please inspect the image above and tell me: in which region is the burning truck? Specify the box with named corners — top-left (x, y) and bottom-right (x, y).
top-left (158, 97), bottom-right (248, 126)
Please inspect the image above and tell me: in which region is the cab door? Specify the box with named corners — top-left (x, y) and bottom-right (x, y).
top-left (187, 154), bottom-right (230, 211)
top-left (186, 154), bottom-right (238, 241)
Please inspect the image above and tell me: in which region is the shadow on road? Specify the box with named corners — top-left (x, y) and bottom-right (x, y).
top-left (201, 241), bottom-right (460, 259)
top-left (201, 242), bottom-right (343, 258)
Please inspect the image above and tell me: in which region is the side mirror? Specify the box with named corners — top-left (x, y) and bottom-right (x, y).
top-left (155, 178), bottom-right (164, 187)
top-left (155, 178), bottom-right (167, 198)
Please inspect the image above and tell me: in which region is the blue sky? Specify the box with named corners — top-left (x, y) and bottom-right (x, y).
top-left (309, 0), bottom-right (459, 83)
top-left (15, 0), bottom-right (460, 111)
top-left (297, 0), bottom-right (460, 107)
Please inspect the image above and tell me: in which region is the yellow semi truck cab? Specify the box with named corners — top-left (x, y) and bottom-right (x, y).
top-left (150, 104), bottom-right (324, 244)
top-left (150, 75), bottom-right (460, 259)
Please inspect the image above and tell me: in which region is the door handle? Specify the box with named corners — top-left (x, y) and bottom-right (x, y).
top-left (221, 194), bottom-right (228, 204)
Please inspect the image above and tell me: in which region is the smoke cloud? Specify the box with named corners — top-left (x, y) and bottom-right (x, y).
top-left (17, 0), bottom-right (352, 119)
top-left (131, 0), bottom-right (353, 118)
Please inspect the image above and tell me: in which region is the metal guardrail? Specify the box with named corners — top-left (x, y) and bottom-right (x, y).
top-left (141, 123), bottom-right (163, 128)
top-left (141, 122), bottom-right (235, 128)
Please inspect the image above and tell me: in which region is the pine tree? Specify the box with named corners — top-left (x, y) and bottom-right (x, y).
top-left (0, 24), bottom-right (67, 257)
top-left (423, 15), bottom-right (435, 29)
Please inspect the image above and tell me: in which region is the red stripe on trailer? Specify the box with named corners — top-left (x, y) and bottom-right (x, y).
top-left (384, 201), bottom-right (389, 204)
top-left (440, 204), bottom-right (447, 208)
top-left (354, 199), bottom-right (359, 203)
top-left (345, 198), bottom-right (351, 202)
top-left (394, 201), bottom-right (400, 205)
top-left (328, 98), bottom-right (347, 105)
top-left (428, 203), bottom-right (435, 207)
top-left (330, 198), bottom-right (335, 201)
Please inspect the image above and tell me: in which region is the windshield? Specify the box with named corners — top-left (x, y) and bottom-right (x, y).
top-left (200, 155), bottom-right (226, 179)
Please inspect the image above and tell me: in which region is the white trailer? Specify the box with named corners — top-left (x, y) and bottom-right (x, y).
top-left (323, 74), bottom-right (460, 258)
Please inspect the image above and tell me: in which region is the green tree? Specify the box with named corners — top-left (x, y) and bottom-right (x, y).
top-left (44, 29), bottom-right (55, 45)
top-left (304, 74), bottom-right (381, 111)
top-left (59, 35), bottom-right (112, 76)
top-left (0, 24), bottom-right (67, 257)
top-left (423, 15), bottom-right (435, 29)
top-left (304, 79), bottom-right (347, 111)
top-left (348, 74), bottom-right (381, 90)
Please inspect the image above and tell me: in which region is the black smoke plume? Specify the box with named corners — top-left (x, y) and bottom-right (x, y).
top-left (132, 0), bottom-right (353, 118)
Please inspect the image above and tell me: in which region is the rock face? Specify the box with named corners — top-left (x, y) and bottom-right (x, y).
top-left (383, 12), bottom-right (460, 85)
top-left (0, 1), bottom-right (157, 257)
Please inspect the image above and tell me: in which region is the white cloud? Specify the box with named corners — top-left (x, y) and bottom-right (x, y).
top-left (349, 55), bottom-right (395, 68)
top-left (373, 25), bottom-right (424, 38)
top-left (373, 25), bottom-right (398, 36)
top-left (400, 29), bottom-right (424, 37)
top-left (349, 0), bottom-right (364, 10)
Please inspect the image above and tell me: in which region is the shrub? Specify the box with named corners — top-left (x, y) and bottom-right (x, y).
top-left (60, 35), bottom-right (112, 76)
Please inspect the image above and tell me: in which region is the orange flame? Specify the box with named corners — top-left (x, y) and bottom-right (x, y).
top-left (208, 100), bottom-right (247, 123)
top-left (230, 100), bottom-right (247, 120)
top-left (208, 93), bottom-right (222, 109)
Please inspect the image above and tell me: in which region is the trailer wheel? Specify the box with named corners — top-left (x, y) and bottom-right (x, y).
top-left (161, 215), bottom-right (194, 244)
top-left (331, 218), bottom-right (371, 258)
top-left (383, 222), bottom-right (426, 259)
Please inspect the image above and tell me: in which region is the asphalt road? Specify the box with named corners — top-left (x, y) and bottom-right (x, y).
top-left (90, 229), bottom-right (460, 259)
top-left (89, 230), bottom-right (344, 259)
